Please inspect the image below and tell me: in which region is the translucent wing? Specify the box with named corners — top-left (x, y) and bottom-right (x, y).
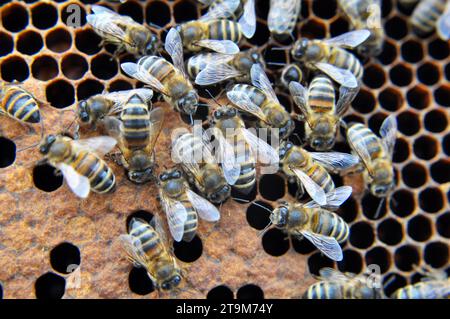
top-left (303, 186), bottom-right (353, 209)
top-left (309, 152), bottom-right (360, 171)
top-left (238, 0), bottom-right (256, 38)
top-left (315, 63), bottom-right (358, 88)
top-left (119, 234), bottom-right (148, 268)
top-left (87, 14), bottom-right (129, 42)
top-left (57, 163), bottom-right (90, 199)
top-left (213, 129), bottom-right (241, 185)
top-left (72, 136), bottom-right (117, 156)
top-left (379, 114), bottom-right (397, 159)
top-left (301, 231), bottom-right (343, 261)
top-left (190, 52), bottom-right (236, 66)
top-left (324, 30), bottom-right (371, 49)
top-left (437, 4), bottom-right (450, 41)
top-left (104, 88), bottom-right (154, 106)
top-left (150, 214), bottom-right (170, 247)
top-left (147, 107), bottom-right (165, 153)
top-left (319, 267), bottom-right (351, 282)
top-left (291, 167), bottom-right (327, 205)
top-left (121, 62), bottom-right (169, 96)
top-left (346, 126), bottom-right (373, 173)
top-left (165, 28), bottom-right (187, 78)
top-left (160, 193), bottom-right (188, 242)
top-left (226, 90), bottom-right (268, 123)
top-left (196, 63), bottom-right (243, 86)
top-left (268, 0), bottom-right (301, 34)
top-left (240, 128), bottom-right (279, 165)
top-left (251, 63), bottom-right (279, 103)
top-left (336, 84), bottom-right (359, 116)
top-left (289, 81), bottom-right (309, 118)
top-left (186, 189), bottom-right (220, 222)
top-left (91, 5), bottom-right (118, 15)
top-left (200, 0), bottom-right (240, 21)
top-left (194, 39), bottom-right (240, 54)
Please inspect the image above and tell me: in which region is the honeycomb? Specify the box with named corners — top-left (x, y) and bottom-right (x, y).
top-left (0, 0), bottom-right (448, 299)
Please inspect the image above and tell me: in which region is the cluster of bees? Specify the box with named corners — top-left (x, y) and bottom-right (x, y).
top-left (1, 0), bottom-right (449, 299)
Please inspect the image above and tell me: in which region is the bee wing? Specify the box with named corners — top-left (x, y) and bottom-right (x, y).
top-left (214, 130), bottom-right (241, 186)
top-left (238, 0), bottom-right (256, 38)
top-left (160, 193), bottom-right (188, 242)
top-left (251, 63), bottom-right (279, 103)
top-left (346, 129), bottom-right (373, 173)
top-left (186, 189), bottom-right (220, 222)
top-left (91, 5), bottom-right (120, 16)
top-left (72, 136), bottom-right (117, 157)
top-left (315, 62), bottom-right (358, 88)
top-left (150, 214), bottom-right (170, 247)
top-left (87, 7), bottom-right (130, 43)
top-left (119, 234), bottom-right (148, 268)
top-left (196, 63), bottom-right (243, 86)
top-left (379, 114), bottom-right (397, 159)
top-left (194, 39), bottom-right (240, 54)
top-left (437, 3), bottom-right (450, 41)
top-left (324, 30), bottom-right (371, 49)
top-left (291, 167), bottom-right (327, 205)
top-left (240, 127), bottom-right (279, 165)
top-left (303, 186), bottom-right (353, 209)
top-left (199, 0), bottom-right (240, 21)
top-left (121, 62), bottom-right (170, 96)
top-left (301, 231), bottom-right (343, 261)
top-left (226, 90), bottom-right (268, 123)
top-left (105, 88), bottom-right (154, 115)
top-left (309, 152), bottom-right (360, 171)
top-left (268, 0), bottom-right (301, 34)
top-left (336, 84), bottom-right (359, 116)
top-left (289, 81), bottom-right (309, 118)
top-left (318, 267), bottom-right (352, 282)
top-left (146, 107), bottom-right (165, 154)
top-left (56, 163), bottom-right (90, 199)
top-left (165, 28), bottom-right (188, 78)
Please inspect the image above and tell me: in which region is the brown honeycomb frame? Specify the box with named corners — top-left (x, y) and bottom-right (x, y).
top-left (0, 0), bottom-right (449, 299)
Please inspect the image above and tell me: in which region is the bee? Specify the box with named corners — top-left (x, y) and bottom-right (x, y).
top-left (304, 267), bottom-right (383, 299)
top-left (199, 0), bottom-right (243, 20)
top-left (86, 5), bottom-right (159, 57)
top-left (390, 266), bottom-right (450, 299)
top-left (77, 88), bottom-right (153, 130)
top-left (268, 0), bottom-right (302, 40)
top-left (105, 93), bottom-right (165, 184)
top-left (38, 135), bottom-right (117, 198)
top-left (189, 49), bottom-right (264, 86)
top-left (291, 30), bottom-right (371, 88)
top-left (175, 0), bottom-right (256, 54)
top-left (120, 216), bottom-right (183, 291)
top-left (158, 168), bottom-right (220, 242)
top-left (269, 187), bottom-right (353, 261)
top-left (280, 63), bottom-right (305, 90)
top-left (172, 131), bottom-right (235, 204)
top-left (210, 105), bottom-right (279, 195)
top-left (338, 0), bottom-right (384, 57)
top-left (0, 81), bottom-right (41, 124)
top-left (411, 0), bottom-right (450, 40)
top-left (289, 74), bottom-right (359, 151)
top-left (121, 28), bottom-right (199, 117)
top-left (278, 140), bottom-right (359, 205)
top-left (226, 64), bottom-right (295, 139)
top-left (345, 115), bottom-right (397, 202)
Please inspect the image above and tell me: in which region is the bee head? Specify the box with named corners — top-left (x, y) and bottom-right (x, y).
top-left (282, 65), bottom-right (303, 87)
top-left (39, 135), bottom-right (57, 155)
top-left (213, 107), bottom-right (236, 120)
top-left (278, 118), bottom-right (294, 139)
top-left (159, 169), bottom-right (182, 182)
top-left (278, 140), bottom-right (294, 159)
top-left (310, 120), bottom-right (335, 151)
top-left (208, 184), bottom-right (230, 204)
top-left (127, 153), bottom-right (155, 184)
top-left (160, 274), bottom-right (182, 291)
top-left (370, 164), bottom-right (394, 197)
top-left (370, 182), bottom-right (392, 197)
top-left (178, 91), bottom-right (199, 115)
top-left (128, 167), bottom-right (153, 184)
top-left (145, 34), bottom-right (159, 55)
top-left (270, 205), bottom-right (289, 228)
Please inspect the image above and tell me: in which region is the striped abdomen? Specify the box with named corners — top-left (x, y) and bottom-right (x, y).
top-left (328, 47), bottom-right (363, 80)
top-left (180, 196), bottom-right (198, 242)
top-left (412, 0), bottom-right (446, 35)
top-left (129, 219), bottom-right (165, 264)
top-left (308, 74), bottom-right (336, 114)
top-left (187, 53), bottom-right (220, 79)
top-left (347, 123), bottom-right (387, 162)
top-left (304, 282), bottom-right (344, 299)
top-left (207, 19), bottom-right (243, 43)
top-left (121, 95), bottom-right (150, 150)
top-left (392, 282), bottom-right (450, 299)
top-left (68, 149), bottom-right (115, 194)
top-left (231, 133), bottom-right (256, 194)
top-left (1, 86), bottom-right (40, 123)
top-left (268, 0), bottom-right (301, 35)
top-left (231, 84), bottom-right (268, 107)
top-left (311, 209), bottom-right (349, 242)
top-left (138, 56), bottom-right (176, 85)
top-left (304, 160), bottom-right (335, 194)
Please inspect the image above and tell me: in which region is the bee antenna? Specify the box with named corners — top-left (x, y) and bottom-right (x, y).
top-left (147, 22), bottom-right (162, 30)
top-left (266, 62), bottom-right (286, 66)
top-left (271, 45), bottom-right (292, 51)
top-left (204, 89), bottom-right (222, 108)
top-left (374, 197), bottom-right (385, 219)
top-left (258, 221), bottom-right (273, 237)
top-left (17, 114), bottom-right (46, 153)
top-left (189, 114), bottom-right (193, 126)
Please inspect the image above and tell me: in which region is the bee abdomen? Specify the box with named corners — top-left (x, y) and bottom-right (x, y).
top-left (412, 0), bottom-right (446, 35)
top-left (187, 53), bottom-right (215, 79)
top-left (182, 204), bottom-right (198, 242)
top-left (73, 152), bottom-right (115, 194)
top-left (308, 75), bottom-right (335, 112)
top-left (231, 84), bottom-right (267, 106)
top-left (208, 19), bottom-right (242, 43)
top-left (392, 284), bottom-right (425, 299)
top-left (312, 209), bottom-right (349, 243)
top-left (306, 164), bottom-right (335, 193)
top-left (2, 88), bottom-right (40, 123)
top-left (347, 123), bottom-right (384, 160)
top-left (329, 48), bottom-right (363, 80)
top-left (139, 56), bottom-right (174, 84)
top-left (129, 221), bottom-right (164, 260)
top-left (121, 98), bottom-right (151, 149)
top-left (305, 282), bottom-right (343, 299)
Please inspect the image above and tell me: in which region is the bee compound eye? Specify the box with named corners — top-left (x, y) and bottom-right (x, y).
top-left (162, 282), bottom-right (170, 290)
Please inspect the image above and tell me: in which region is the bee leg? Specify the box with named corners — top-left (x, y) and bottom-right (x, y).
top-left (295, 181), bottom-right (305, 200)
top-left (105, 152), bottom-right (123, 166)
top-left (54, 168), bottom-right (62, 177)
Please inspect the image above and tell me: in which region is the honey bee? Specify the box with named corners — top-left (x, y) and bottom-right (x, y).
top-left (291, 30), bottom-right (371, 88)
top-left (280, 63), bottom-right (305, 90)
top-left (189, 49), bottom-right (264, 86)
top-left (345, 115), bottom-right (397, 201)
top-left (289, 74), bottom-right (359, 151)
top-left (269, 187), bottom-right (353, 261)
top-left (121, 28), bottom-right (200, 117)
top-left (278, 140), bottom-right (359, 205)
top-left (268, 0), bottom-right (302, 40)
top-left (411, 0), bottom-right (450, 40)
top-left (199, 0), bottom-right (243, 20)
top-left (38, 135), bottom-right (117, 198)
top-left (172, 131), bottom-right (234, 204)
top-left (226, 64), bottom-right (295, 139)
top-left (158, 168), bottom-right (220, 242)
top-left (304, 267), bottom-right (383, 299)
top-left (105, 94), bottom-right (165, 184)
top-left (86, 5), bottom-right (159, 57)
top-left (390, 266), bottom-right (450, 299)
top-left (120, 216), bottom-right (183, 291)
top-left (0, 81), bottom-right (42, 124)
top-left (175, 0), bottom-right (256, 54)
top-left (338, 0), bottom-right (385, 56)
top-left (210, 105), bottom-right (279, 194)
top-left (77, 88), bottom-right (153, 130)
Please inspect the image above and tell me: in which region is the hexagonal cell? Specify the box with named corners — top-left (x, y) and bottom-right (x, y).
top-left (207, 285), bottom-right (234, 300)
top-left (31, 2), bottom-right (58, 29)
top-left (397, 111), bottom-right (420, 136)
top-left (401, 39), bottom-right (424, 64)
top-left (394, 245), bottom-right (420, 271)
top-left (337, 195), bottom-right (358, 223)
top-left (0, 137), bottom-right (16, 168)
top-left (173, 235), bottom-right (203, 262)
top-left (378, 87), bottom-right (403, 112)
top-left (46, 80), bottom-right (75, 109)
top-left (146, 1), bottom-right (171, 28)
top-left (413, 135), bottom-right (437, 160)
top-left (61, 54), bottom-right (88, 80)
top-left (312, 0), bottom-right (337, 19)
top-left (402, 162), bottom-right (427, 188)
top-left (247, 21), bottom-right (270, 46)
top-left (91, 54), bottom-right (119, 80)
top-left (390, 189), bottom-right (415, 218)
top-left (329, 17), bottom-right (349, 37)
top-left (32, 55), bottom-right (59, 81)
top-left (75, 29), bottom-right (102, 55)
top-left (61, 3), bottom-right (87, 27)
top-left (433, 85), bottom-right (450, 107)
top-left (377, 218), bottom-right (403, 246)
top-left (118, 1), bottom-right (144, 23)
top-left (419, 187), bottom-right (444, 214)
top-left (0, 31), bottom-right (14, 56)
top-left (258, 174), bottom-right (285, 201)
top-left (1, 3), bottom-right (29, 32)
top-left (1, 56), bottom-right (29, 82)
top-left (35, 272), bottom-right (65, 299)
top-left (389, 63), bottom-right (413, 87)
top-left (381, 0), bottom-right (393, 17)
top-left (351, 89), bottom-right (376, 114)
top-left (246, 201), bottom-right (272, 230)
top-left (292, 236), bottom-right (316, 255)
top-left (365, 246), bottom-right (391, 274)
top-left (368, 112), bottom-right (388, 135)
top-left (300, 18), bottom-right (327, 39)
top-left (33, 163), bottom-right (63, 192)
top-left (424, 109), bottom-right (448, 133)
top-left (77, 79), bottom-right (105, 101)
top-left (46, 28), bottom-right (72, 53)
top-left (392, 137), bottom-right (410, 163)
top-left (129, 267), bottom-right (154, 295)
top-left (424, 242), bottom-right (449, 268)
top-left (363, 64), bottom-right (386, 89)
top-left (407, 85), bottom-right (430, 110)
top-left (109, 80), bottom-right (133, 92)
top-left (385, 16), bottom-right (408, 40)
top-left (377, 40), bottom-right (397, 65)
top-left (383, 273), bottom-right (407, 298)
top-left (430, 160), bottom-right (450, 184)
top-left (236, 284), bottom-right (264, 300)
top-left (362, 193), bottom-right (387, 220)
top-left (408, 215), bottom-right (432, 242)
top-left (50, 242), bottom-right (81, 274)
top-left (173, 0), bottom-right (198, 23)
top-left (437, 212), bottom-right (450, 238)
top-left (428, 38), bottom-right (450, 60)
top-left (264, 45), bottom-right (288, 71)
top-left (337, 249), bottom-right (363, 274)
top-left (350, 222), bottom-right (374, 249)
top-left (262, 228), bottom-right (289, 257)
top-left (417, 62), bottom-right (440, 86)
top-left (308, 252), bottom-right (335, 276)
top-left (16, 30), bottom-right (43, 55)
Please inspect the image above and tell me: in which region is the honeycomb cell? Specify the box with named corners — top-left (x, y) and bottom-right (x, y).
top-left (173, 0), bottom-right (198, 23)
top-left (424, 242), bottom-right (449, 268)
top-left (16, 30), bottom-right (43, 55)
top-left (231, 185), bottom-right (257, 203)
top-left (390, 189), bottom-right (415, 218)
top-left (61, 54), bottom-right (88, 80)
top-left (264, 45), bottom-right (288, 71)
top-left (77, 79), bottom-right (105, 101)
top-left (262, 228), bottom-right (289, 257)
top-left (430, 160), bottom-right (450, 184)
top-left (407, 215), bottom-right (432, 242)
top-left (397, 111), bottom-right (420, 136)
top-left (444, 134), bottom-right (450, 156)
top-left (365, 246), bottom-right (391, 274)
top-left (385, 16), bottom-right (408, 40)
top-left (173, 235), bottom-right (203, 262)
top-left (428, 38), bottom-right (450, 60)
top-left (91, 54), bottom-right (118, 80)
top-left (413, 135), bottom-right (437, 160)
top-left (46, 28), bottom-right (72, 53)
top-left (337, 196), bottom-right (358, 223)
top-left (146, 1), bottom-right (171, 28)
top-left (389, 63), bottom-right (413, 87)
top-left (1, 3), bottom-right (29, 32)
top-left (401, 39), bottom-right (424, 63)
top-left (129, 267), bottom-right (154, 295)
top-left (300, 19), bottom-right (327, 39)
top-left (377, 218), bottom-right (403, 246)
top-left (419, 187), bottom-right (444, 214)
top-left (35, 272), bottom-right (65, 299)
top-left (329, 17), bottom-right (349, 37)
top-left (379, 88), bottom-right (403, 112)
top-left (236, 284), bottom-right (264, 300)
top-left (433, 85), bottom-right (450, 107)
top-left (292, 237), bottom-right (316, 255)
top-left (351, 89), bottom-right (376, 114)
top-left (118, 1), bottom-right (144, 23)
top-left (75, 29), bottom-right (102, 55)
top-left (381, 0), bottom-right (393, 17)
top-left (424, 110), bottom-right (448, 133)
top-left (33, 164), bottom-right (64, 192)
top-left (362, 193), bottom-right (387, 220)
top-left (50, 242), bottom-right (81, 274)
top-left (394, 245), bottom-right (420, 271)
top-left (350, 222), bottom-right (374, 249)
top-left (363, 64), bottom-right (386, 89)
top-left (402, 162), bottom-right (427, 188)
top-left (392, 138), bottom-right (410, 163)
top-left (407, 85), bottom-right (430, 110)
top-left (248, 21), bottom-right (270, 46)
top-left (377, 40), bottom-right (397, 65)
top-left (337, 250), bottom-right (363, 274)
top-left (417, 62), bottom-right (440, 86)
top-left (46, 80), bottom-right (75, 109)
top-left (308, 252), bottom-right (335, 276)
top-left (109, 80), bottom-right (133, 92)
top-left (312, 0), bottom-right (337, 19)
top-left (61, 3), bottom-right (87, 27)
top-left (31, 2), bottom-right (58, 29)
top-left (437, 212), bottom-right (450, 238)
top-left (0, 31), bottom-right (13, 56)
top-left (0, 137), bottom-right (16, 168)
top-left (32, 55), bottom-right (59, 81)
top-left (246, 201), bottom-right (272, 230)
top-left (258, 174), bottom-right (285, 201)
top-left (1, 56), bottom-right (29, 82)
top-left (383, 273), bottom-right (407, 298)
top-left (207, 285), bottom-right (233, 300)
